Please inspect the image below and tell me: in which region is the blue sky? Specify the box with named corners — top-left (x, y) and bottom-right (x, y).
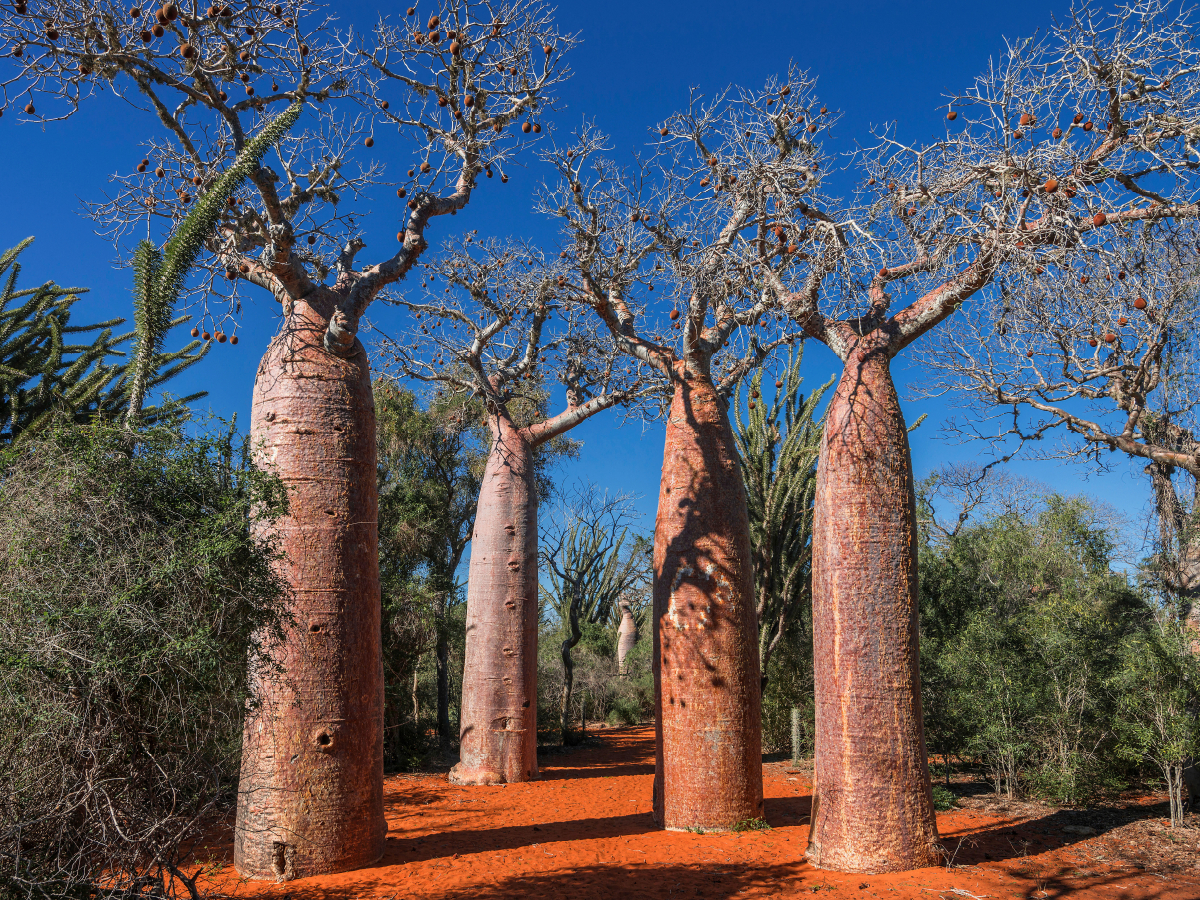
top-left (0, 1), bottom-right (1157, 554)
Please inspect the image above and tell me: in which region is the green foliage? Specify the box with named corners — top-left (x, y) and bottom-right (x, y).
top-left (0, 421), bottom-right (289, 899)
top-left (732, 344), bottom-right (831, 754)
top-left (375, 380), bottom-right (489, 763)
top-left (0, 239), bottom-right (206, 444)
top-left (931, 784), bottom-right (958, 811)
top-left (124, 101), bottom-right (302, 424)
top-left (920, 489), bottom-right (1157, 804)
top-left (731, 817), bottom-right (771, 833)
top-left (1110, 618), bottom-right (1200, 825)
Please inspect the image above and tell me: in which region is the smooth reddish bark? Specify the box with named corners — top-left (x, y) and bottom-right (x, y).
top-left (652, 365), bottom-right (763, 831)
top-left (235, 295), bottom-right (385, 880)
top-left (450, 414), bottom-right (539, 785)
top-left (808, 341), bottom-right (938, 873)
top-left (617, 599), bottom-right (638, 674)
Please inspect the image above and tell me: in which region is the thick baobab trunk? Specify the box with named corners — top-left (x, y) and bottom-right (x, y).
top-left (652, 366), bottom-right (763, 831)
top-left (235, 295), bottom-right (385, 880)
top-left (617, 599), bottom-right (638, 674)
top-left (808, 345), bottom-right (938, 873)
top-left (450, 415), bottom-right (539, 785)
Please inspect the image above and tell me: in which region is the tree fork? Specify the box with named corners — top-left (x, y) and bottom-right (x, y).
top-left (808, 343), bottom-right (939, 873)
top-left (653, 366), bottom-right (763, 831)
top-left (235, 294), bottom-right (385, 879)
top-left (451, 414), bottom-right (539, 785)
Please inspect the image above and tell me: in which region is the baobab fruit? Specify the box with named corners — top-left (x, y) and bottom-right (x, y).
top-left (774, 226), bottom-right (786, 241)
top-left (533, 124), bottom-right (542, 133)
top-left (878, 267), bottom-right (889, 278)
top-left (1104, 333), bottom-right (1116, 343)
top-left (1019, 112), bottom-right (1033, 126)
top-left (137, 161), bottom-right (148, 173)
top-left (216, 331), bottom-right (228, 343)
top-left (544, 44), bottom-right (553, 54)
top-left (820, 106), bottom-right (827, 115)
top-left (240, 50), bottom-right (250, 62)
top-left (192, 175), bottom-right (203, 185)
top-left (501, 174), bottom-right (508, 183)
top-left (202, 331), bottom-right (212, 341)
top-left (1053, 127), bottom-right (1063, 139)
top-left (407, 6), bottom-right (415, 13)
top-left (1119, 316), bottom-right (1128, 326)
top-left (24, 102), bottom-right (34, 114)
top-left (1093, 212), bottom-right (1107, 227)
top-left (660, 126), bottom-right (669, 136)
top-left (670, 308), bottom-right (680, 321)
top-left (1013, 130), bottom-right (1023, 140)
top-left (1073, 112), bottom-right (1084, 124)
top-left (307, 234), bottom-right (316, 245)
top-left (131, 5), bottom-right (142, 14)
top-left (365, 137), bottom-right (374, 147)
top-left (1026, 350), bottom-right (1034, 358)
top-left (230, 335), bottom-right (238, 345)
top-left (1080, 274), bottom-right (1089, 284)
top-left (182, 44), bottom-right (196, 59)
top-left (141, 29), bottom-right (152, 42)
top-left (748, 401), bottom-right (756, 409)
top-left (450, 41), bottom-right (460, 54)
top-left (807, 123), bottom-right (818, 133)
top-left (787, 243), bottom-right (798, 253)
top-left (775, 380), bottom-right (783, 389)
top-left (152, 24), bottom-right (164, 37)
top-left (396, 188), bottom-right (407, 198)
top-left (1044, 178), bottom-right (1058, 193)
top-left (420, 161), bottom-right (431, 173)
top-left (1118, 271), bottom-right (1126, 280)
top-left (1134, 296), bottom-right (1148, 309)
top-left (1088, 337), bottom-right (1098, 347)
top-left (867, 177), bottom-right (876, 185)
top-left (239, 263), bottom-right (250, 273)
top-left (190, 326), bottom-right (200, 337)
top-left (427, 14), bottom-right (440, 28)
top-left (522, 122), bottom-right (531, 133)
top-left (380, 100), bottom-right (389, 110)
top-left (437, 96), bottom-right (448, 107)
top-left (946, 110), bottom-right (957, 120)
top-left (1083, 121), bottom-right (1093, 131)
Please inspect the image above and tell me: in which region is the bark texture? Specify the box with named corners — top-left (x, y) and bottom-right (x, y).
top-left (617, 600), bottom-right (638, 674)
top-left (808, 344), bottom-right (939, 873)
top-left (234, 295), bottom-right (385, 880)
top-left (652, 367), bottom-right (763, 831)
top-left (450, 415), bottom-right (539, 785)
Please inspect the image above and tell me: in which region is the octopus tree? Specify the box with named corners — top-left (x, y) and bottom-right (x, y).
top-left (377, 238), bottom-right (648, 785)
top-left (539, 117), bottom-right (808, 832)
top-left (0, 0), bottom-right (573, 879)
top-left (736, 1), bottom-right (1200, 873)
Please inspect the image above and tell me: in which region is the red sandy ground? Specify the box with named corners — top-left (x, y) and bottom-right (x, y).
top-left (202, 725), bottom-right (1200, 899)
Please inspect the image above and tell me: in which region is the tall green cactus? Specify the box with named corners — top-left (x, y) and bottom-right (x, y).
top-left (732, 343), bottom-right (833, 672)
top-left (125, 101), bottom-right (303, 425)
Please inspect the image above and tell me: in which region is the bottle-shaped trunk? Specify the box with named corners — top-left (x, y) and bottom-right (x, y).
top-left (234, 296), bottom-right (385, 880)
top-left (617, 600), bottom-right (638, 674)
top-left (652, 368), bottom-right (763, 831)
top-left (808, 346), bottom-right (938, 873)
top-left (450, 415), bottom-right (539, 784)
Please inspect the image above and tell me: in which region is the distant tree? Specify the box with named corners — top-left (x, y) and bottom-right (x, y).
top-left (379, 238), bottom-right (646, 785)
top-left (375, 380), bottom-right (488, 757)
top-left (1, 239), bottom-right (205, 444)
top-left (540, 486), bottom-right (651, 744)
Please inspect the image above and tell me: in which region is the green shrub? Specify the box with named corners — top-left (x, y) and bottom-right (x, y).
top-left (0, 422), bottom-right (289, 899)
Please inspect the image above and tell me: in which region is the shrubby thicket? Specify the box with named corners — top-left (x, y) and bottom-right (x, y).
top-left (0, 422), bottom-right (290, 899)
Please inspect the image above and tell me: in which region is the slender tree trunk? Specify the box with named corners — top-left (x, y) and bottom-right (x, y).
top-left (412, 656), bottom-right (421, 725)
top-left (808, 344), bottom-right (938, 873)
top-left (450, 413), bottom-right (539, 785)
top-left (234, 294), bottom-right (385, 880)
top-left (652, 364), bottom-right (763, 831)
top-left (617, 600), bottom-right (638, 674)
top-left (560, 595), bottom-right (582, 745)
top-left (436, 623), bottom-right (452, 754)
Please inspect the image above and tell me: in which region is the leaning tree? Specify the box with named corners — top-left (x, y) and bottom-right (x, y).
top-left (720, 0), bottom-right (1200, 873)
top-left (378, 238), bottom-right (648, 785)
top-left (0, 0), bottom-right (573, 879)
top-left (540, 120), bottom-right (805, 832)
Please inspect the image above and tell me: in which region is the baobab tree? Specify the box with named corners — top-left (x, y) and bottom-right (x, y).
top-left (725, 1), bottom-right (1200, 873)
top-left (0, 0), bottom-right (573, 879)
top-left (540, 117), bottom-right (807, 831)
top-left (378, 238), bottom-right (648, 785)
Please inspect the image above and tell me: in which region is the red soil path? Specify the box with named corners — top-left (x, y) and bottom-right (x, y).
top-left (204, 725), bottom-right (1200, 899)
